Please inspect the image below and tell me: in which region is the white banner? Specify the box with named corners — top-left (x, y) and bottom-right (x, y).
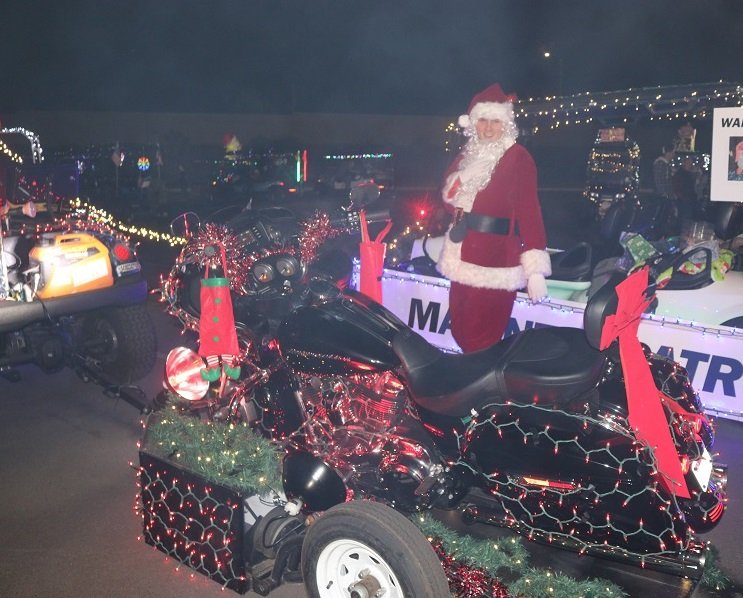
top-left (710, 106), bottom-right (743, 202)
top-left (354, 267), bottom-right (743, 422)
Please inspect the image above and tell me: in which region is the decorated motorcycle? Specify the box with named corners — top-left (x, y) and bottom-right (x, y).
top-left (157, 191), bottom-right (727, 596)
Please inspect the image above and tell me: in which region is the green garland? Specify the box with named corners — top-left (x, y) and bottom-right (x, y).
top-left (412, 513), bottom-right (529, 574)
top-left (413, 513), bottom-right (627, 598)
top-left (141, 407), bottom-right (283, 495)
top-left (699, 545), bottom-right (732, 593)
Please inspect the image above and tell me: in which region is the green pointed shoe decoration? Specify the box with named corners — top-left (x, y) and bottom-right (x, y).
top-left (200, 366), bottom-right (221, 382)
top-left (223, 364), bottom-right (242, 380)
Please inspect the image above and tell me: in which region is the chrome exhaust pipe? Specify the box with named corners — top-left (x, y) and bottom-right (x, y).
top-left (711, 463), bottom-right (728, 492)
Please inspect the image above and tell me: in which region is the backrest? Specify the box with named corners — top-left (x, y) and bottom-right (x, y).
top-left (549, 242), bottom-right (593, 281)
top-left (583, 271), bottom-right (625, 350)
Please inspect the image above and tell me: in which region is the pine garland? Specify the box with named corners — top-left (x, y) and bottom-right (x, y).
top-left (141, 407), bottom-right (283, 495)
top-left (699, 545), bottom-right (732, 592)
top-left (509, 567), bottom-right (626, 598)
top-left (414, 513), bottom-right (529, 574)
top-left (413, 513), bottom-right (628, 598)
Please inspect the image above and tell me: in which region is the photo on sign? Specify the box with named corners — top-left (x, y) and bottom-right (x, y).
top-left (710, 106), bottom-right (743, 201)
top-left (728, 136), bottom-right (743, 181)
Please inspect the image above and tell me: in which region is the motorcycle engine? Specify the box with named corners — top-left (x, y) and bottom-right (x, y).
top-left (332, 371), bottom-right (408, 429)
top-left (290, 371), bottom-right (449, 512)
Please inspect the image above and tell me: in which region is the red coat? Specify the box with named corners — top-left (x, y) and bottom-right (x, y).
top-left (438, 143), bottom-right (550, 290)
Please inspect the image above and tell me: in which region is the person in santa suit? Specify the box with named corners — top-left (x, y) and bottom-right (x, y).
top-left (437, 83), bottom-right (550, 353)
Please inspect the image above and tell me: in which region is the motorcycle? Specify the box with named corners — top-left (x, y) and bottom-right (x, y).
top-left (157, 190), bottom-right (727, 596)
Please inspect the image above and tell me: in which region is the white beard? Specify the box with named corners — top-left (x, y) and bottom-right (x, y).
top-left (443, 135), bottom-right (516, 211)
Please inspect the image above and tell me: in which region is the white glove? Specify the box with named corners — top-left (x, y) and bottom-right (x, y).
top-left (22, 200), bottom-right (37, 218)
top-left (527, 273), bottom-right (547, 303)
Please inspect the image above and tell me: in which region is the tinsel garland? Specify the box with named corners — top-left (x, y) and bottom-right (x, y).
top-left (169, 210), bottom-right (339, 299)
top-left (431, 538), bottom-right (512, 598)
top-left (297, 210), bottom-right (338, 265)
top-left (188, 223), bottom-right (249, 292)
top-left (414, 513), bottom-right (627, 598)
top-left (141, 407), bottom-right (283, 495)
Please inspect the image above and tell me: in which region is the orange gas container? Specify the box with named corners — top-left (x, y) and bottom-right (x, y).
top-left (29, 232), bottom-right (114, 299)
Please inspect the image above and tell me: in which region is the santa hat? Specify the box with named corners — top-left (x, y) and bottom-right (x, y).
top-left (458, 83), bottom-right (517, 129)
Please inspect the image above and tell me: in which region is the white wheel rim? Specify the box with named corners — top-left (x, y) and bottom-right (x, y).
top-left (314, 538), bottom-right (404, 598)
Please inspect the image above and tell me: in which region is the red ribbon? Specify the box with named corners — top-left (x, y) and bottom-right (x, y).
top-left (600, 268), bottom-right (690, 499)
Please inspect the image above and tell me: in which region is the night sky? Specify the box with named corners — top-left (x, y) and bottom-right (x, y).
top-left (2, 0), bottom-right (742, 116)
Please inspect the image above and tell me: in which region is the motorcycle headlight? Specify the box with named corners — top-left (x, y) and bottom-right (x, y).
top-left (253, 263), bottom-right (275, 283)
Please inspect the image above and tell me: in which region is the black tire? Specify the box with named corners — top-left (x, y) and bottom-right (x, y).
top-left (81, 304), bottom-right (157, 383)
top-left (301, 501), bottom-right (450, 598)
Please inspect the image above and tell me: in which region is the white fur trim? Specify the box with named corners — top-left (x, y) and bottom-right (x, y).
top-left (458, 114), bottom-right (471, 128)
top-left (520, 248), bottom-right (552, 278)
top-left (437, 236), bottom-right (526, 291)
top-left (470, 101), bottom-right (514, 124)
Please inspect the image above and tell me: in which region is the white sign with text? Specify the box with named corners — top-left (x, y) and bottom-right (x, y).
top-left (359, 268), bottom-right (743, 422)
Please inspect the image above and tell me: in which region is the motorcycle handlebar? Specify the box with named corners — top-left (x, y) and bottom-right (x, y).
top-left (330, 208), bottom-right (391, 231)
top-left (364, 208), bottom-right (392, 224)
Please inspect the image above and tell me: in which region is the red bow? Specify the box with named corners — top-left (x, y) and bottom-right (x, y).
top-left (600, 268), bottom-right (690, 499)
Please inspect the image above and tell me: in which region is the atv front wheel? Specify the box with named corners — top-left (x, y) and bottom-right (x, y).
top-left (301, 500), bottom-right (450, 598)
top-left (80, 304), bottom-right (157, 383)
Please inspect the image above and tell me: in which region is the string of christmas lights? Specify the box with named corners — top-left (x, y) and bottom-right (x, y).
top-left (444, 81), bottom-right (743, 137)
top-left (0, 137), bottom-right (23, 164)
top-left (323, 153), bottom-right (393, 160)
top-left (517, 81), bottom-right (743, 132)
top-left (449, 391), bottom-right (727, 587)
top-left (138, 456), bottom-right (248, 592)
top-left (69, 198), bottom-right (186, 247)
top-left (0, 126), bottom-right (44, 163)
top-left (8, 201), bottom-right (140, 255)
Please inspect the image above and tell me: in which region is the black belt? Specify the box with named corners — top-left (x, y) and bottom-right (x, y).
top-left (451, 208), bottom-right (518, 242)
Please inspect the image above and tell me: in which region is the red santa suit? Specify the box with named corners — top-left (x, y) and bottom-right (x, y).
top-left (437, 84), bottom-right (551, 353)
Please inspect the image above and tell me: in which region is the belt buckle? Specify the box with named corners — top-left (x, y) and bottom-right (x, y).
top-left (453, 208), bottom-right (465, 225)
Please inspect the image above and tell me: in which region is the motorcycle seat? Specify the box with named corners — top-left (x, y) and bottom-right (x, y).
top-left (500, 327), bottom-right (606, 405)
top-left (393, 327), bottom-right (606, 418)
